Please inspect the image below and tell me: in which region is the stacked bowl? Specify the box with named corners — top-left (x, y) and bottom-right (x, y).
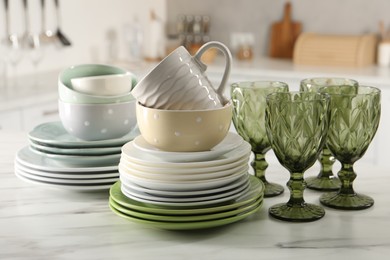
top-left (14, 64), bottom-right (139, 191)
top-left (108, 42), bottom-right (265, 229)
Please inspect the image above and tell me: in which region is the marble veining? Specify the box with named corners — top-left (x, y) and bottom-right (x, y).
top-left (1, 132), bottom-right (390, 259)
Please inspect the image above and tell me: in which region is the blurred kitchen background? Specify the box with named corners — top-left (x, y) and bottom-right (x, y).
top-left (1, 0), bottom-right (390, 78)
top-left (2, 0), bottom-right (390, 168)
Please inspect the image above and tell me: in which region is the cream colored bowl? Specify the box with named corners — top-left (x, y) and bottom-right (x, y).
top-left (136, 101), bottom-right (232, 152)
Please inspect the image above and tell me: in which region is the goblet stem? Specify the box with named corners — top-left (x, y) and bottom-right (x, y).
top-left (319, 148), bottom-right (336, 178)
top-left (286, 172), bottom-right (306, 206)
top-left (306, 147), bottom-right (341, 191)
top-left (251, 152), bottom-right (284, 198)
top-left (320, 162), bottom-right (374, 210)
top-left (269, 171), bottom-right (325, 222)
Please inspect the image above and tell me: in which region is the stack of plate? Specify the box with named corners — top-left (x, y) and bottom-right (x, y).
top-left (14, 121), bottom-right (138, 191)
top-left (109, 132), bottom-right (265, 230)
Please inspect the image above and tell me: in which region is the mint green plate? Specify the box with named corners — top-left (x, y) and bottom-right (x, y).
top-left (109, 175), bottom-right (264, 216)
top-left (109, 200), bottom-right (263, 230)
top-left (110, 197), bottom-right (263, 223)
top-left (28, 121), bottom-right (139, 148)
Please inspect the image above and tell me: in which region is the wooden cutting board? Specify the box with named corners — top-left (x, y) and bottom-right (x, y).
top-left (268, 2), bottom-right (302, 59)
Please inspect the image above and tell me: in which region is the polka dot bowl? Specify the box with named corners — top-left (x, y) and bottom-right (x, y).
top-left (58, 99), bottom-right (137, 141)
top-left (136, 101), bottom-right (233, 152)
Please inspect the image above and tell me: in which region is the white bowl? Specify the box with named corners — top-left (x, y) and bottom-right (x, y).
top-left (71, 73), bottom-right (133, 96)
top-left (58, 99), bottom-right (137, 141)
top-left (58, 64), bottom-right (137, 104)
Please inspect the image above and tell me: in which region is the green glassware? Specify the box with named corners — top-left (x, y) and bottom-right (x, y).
top-left (300, 78), bottom-right (358, 191)
top-left (319, 85), bottom-right (381, 210)
top-left (231, 81), bottom-right (289, 197)
top-left (266, 92), bottom-right (330, 222)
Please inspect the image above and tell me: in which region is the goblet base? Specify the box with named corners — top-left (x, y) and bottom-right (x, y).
top-left (305, 176), bottom-right (341, 191)
top-left (263, 182), bottom-right (284, 198)
top-left (320, 192), bottom-right (374, 210)
top-left (269, 202), bottom-right (325, 222)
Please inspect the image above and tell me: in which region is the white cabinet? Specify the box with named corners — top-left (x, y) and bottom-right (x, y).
top-left (0, 100), bottom-right (59, 132)
top-left (21, 101), bottom-right (59, 131)
top-left (0, 110), bottom-right (22, 131)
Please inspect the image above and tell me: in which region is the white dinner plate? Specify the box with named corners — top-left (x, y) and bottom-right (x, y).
top-left (29, 140), bottom-right (122, 156)
top-left (119, 165), bottom-right (248, 191)
top-left (15, 168), bottom-right (119, 185)
top-left (120, 180), bottom-right (251, 207)
top-left (119, 174), bottom-right (250, 198)
top-left (15, 171), bottom-right (114, 191)
top-left (120, 154), bottom-right (249, 175)
top-left (119, 162), bottom-right (248, 181)
top-left (29, 146), bottom-right (120, 167)
top-left (16, 146), bottom-right (119, 173)
top-left (121, 178), bottom-right (250, 203)
top-left (28, 121), bottom-right (139, 148)
top-left (132, 132), bottom-right (243, 162)
top-left (15, 161), bottom-right (119, 179)
top-left (121, 140), bottom-right (251, 169)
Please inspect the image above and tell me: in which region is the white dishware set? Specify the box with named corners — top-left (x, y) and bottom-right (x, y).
top-left (15, 64), bottom-right (139, 191)
top-left (108, 41), bottom-right (265, 229)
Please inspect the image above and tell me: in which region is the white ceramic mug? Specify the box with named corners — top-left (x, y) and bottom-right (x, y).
top-left (131, 41), bottom-right (232, 110)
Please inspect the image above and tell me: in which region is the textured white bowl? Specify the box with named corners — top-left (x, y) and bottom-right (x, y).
top-left (136, 101), bottom-right (232, 152)
top-left (71, 73), bottom-right (133, 96)
top-left (59, 99), bottom-right (137, 141)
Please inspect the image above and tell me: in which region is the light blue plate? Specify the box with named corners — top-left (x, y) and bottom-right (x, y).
top-left (28, 121), bottom-right (139, 148)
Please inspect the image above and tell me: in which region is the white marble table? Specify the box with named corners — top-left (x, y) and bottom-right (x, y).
top-left (1, 132), bottom-right (389, 260)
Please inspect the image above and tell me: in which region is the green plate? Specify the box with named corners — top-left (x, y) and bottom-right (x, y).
top-left (109, 175), bottom-right (264, 215)
top-left (110, 197), bottom-right (263, 222)
top-left (109, 200), bottom-right (263, 230)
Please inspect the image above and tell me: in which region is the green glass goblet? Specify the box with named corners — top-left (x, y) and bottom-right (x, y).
top-left (231, 81), bottom-right (289, 197)
top-left (319, 85), bottom-right (381, 210)
top-left (265, 92), bottom-right (330, 222)
top-left (300, 78), bottom-right (358, 191)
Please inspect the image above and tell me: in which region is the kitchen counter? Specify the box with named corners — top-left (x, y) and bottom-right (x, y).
top-left (1, 132), bottom-right (390, 259)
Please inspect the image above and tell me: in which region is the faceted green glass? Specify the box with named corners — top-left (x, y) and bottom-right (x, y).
top-left (300, 78), bottom-right (358, 191)
top-left (231, 81), bottom-right (289, 197)
top-left (319, 85), bottom-right (381, 210)
top-left (265, 92), bottom-right (330, 222)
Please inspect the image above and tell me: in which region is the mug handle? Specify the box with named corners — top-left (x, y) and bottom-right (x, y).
top-left (194, 41), bottom-right (232, 103)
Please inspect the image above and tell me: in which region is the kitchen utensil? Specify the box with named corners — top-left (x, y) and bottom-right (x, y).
top-left (136, 101), bottom-right (232, 152)
top-left (319, 86), bottom-right (381, 210)
top-left (71, 73), bottom-right (133, 96)
top-left (268, 1), bottom-right (302, 58)
top-left (300, 78), bottom-right (359, 191)
top-left (131, 41), bottom-right (232, 110)
top-left (231, 81), bottom-right (289, 197)
top-left (53, 0), bottom-right (71, 46)
top-left (40, 0), bottom-right (56, 43)
top-left (58, 99), bottom-right (137, 141)
top-left (266, 92), bottom-right (330, 222)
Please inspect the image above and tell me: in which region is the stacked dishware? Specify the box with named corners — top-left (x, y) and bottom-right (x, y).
top-left (15, 64), bottom-right (139, 191)
top-left (108, 41), bottom-right (265, 230)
